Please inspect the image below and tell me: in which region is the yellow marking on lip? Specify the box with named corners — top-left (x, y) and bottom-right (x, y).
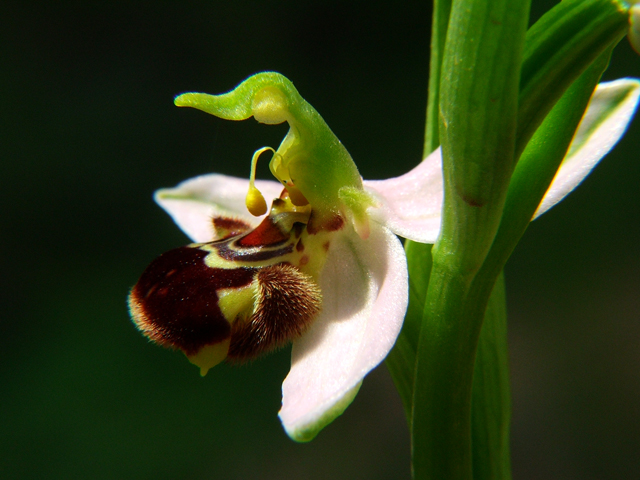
top-left (217, 282), bottom-right (259, 323)
top-left (187, 339), bottom-right (231, 376)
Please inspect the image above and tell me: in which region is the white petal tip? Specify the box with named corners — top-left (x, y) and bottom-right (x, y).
top-left (535, 78), bottom-right (640, 218)
top-left (280, 382), bottom-right (362, 442)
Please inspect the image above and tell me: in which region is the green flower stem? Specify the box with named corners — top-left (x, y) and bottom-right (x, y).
top-left (517, 0), bottom-right (628, 155)
top-left (391, 1), bottom-right (627, 478)
top-left (387, 256), bottom-right (513, 480)
top-left (390, 250), bottom-right (514, 479)
top-left (388, 0), bottom-right (627, 410)
top-left (424, 0), bottom-right (452, 155)
top-left (466, 46), bottom-right (614, 480)
top-left (436, 0), bottom-right (530, 273)
top-left (412, 1), bottom-right (530, 479)
top-left (411, 43), bottom-right (617, 480)
top-left (471, 274), bottom-right (511, 480)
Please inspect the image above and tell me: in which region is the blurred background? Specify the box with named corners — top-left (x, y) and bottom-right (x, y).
top-left (1, 1), bottom-right (638, 479)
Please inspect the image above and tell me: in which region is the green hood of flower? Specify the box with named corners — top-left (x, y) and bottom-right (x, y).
top-left (174, 72), bottom-right (370, 230)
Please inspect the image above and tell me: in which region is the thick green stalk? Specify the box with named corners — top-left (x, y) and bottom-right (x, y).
top-left (411, 1), bottom-right (529, 479)
top-left (435, 2), bottom-right (529, 273)
top-left (390, 2), bottom-right (627, 478)
top-left (412, 30), bottom-right (614, 480)
top-left (424, 0), bottom-right (452, 155)
top-left (467, 41), bottom-right (615, 480)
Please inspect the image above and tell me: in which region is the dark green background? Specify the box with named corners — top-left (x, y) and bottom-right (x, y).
top-left (2, 2), bottom-right (638, 479)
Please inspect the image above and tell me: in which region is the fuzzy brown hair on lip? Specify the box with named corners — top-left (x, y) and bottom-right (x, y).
top-left (227, 263), bottom-right (322, 361)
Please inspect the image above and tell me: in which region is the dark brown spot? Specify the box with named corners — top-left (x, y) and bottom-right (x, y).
top-left (324, 214), bottom-right (345, 231)
top-left (227, 264), bottom-right (322, 361)
top-left (129, 246), bottom-right (256, 355)
top-left (296, 238), bottom-right (304, 252)
top-left (212, 217), bottom-right (252, 240)
top-left (293, 222), bottom-right (304, 238)
top-left (462, 195), bottom-right (484, 207)
top-left (457, 185), bottom-right (486, 207)
top-left (307, 210), bottom-right (344, 235)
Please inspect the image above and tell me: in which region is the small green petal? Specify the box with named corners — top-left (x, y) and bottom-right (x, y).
top-left (338, 185), bottom-right (377, 239)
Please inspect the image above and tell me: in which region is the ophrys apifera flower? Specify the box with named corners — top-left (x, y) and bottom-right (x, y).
top-left (129, 73), bottom-right (639, 442)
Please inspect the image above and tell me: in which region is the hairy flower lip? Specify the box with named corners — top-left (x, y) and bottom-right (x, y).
top-left (154, 172), bottom-right (419, 442)
top-left (144, 77), bottom-right (639, 442)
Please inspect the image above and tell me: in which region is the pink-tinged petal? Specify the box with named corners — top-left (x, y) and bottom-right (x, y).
top-left (535, 78), bottom-right (640, 218)
top-left (279, 223), bottom-right (408, 442)
top-left (364, 147), bottom-right (443, 243)
top-left (154, 174), bottom-right (283, 242)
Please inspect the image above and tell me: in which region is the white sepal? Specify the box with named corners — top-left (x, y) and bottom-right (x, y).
top-left (364, 147), bottom-right (443, 244)
top-left (154, 174), bottom-right (283, 242)
top-left (535, 79), bottom-right (640, 218)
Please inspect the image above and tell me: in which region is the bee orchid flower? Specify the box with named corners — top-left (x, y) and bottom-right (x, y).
top-left (129, 73), bottom-right (639, 442)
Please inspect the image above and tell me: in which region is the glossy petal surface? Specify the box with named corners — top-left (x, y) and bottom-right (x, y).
top-left (279, 223), bottom-right (408, 441)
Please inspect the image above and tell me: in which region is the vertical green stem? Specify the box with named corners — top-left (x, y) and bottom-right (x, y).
top-left (392, 2), bottom-right (626, 479)
top-left (411, 0), bottom-right (529, 478)
top-left (413, 269), bottom-right (482, 479)
top-left (424, 0), bottom-right (452, 155)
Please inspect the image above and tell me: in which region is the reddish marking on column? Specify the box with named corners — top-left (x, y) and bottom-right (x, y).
top-left (237, 216), bottom-right (288, 247)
